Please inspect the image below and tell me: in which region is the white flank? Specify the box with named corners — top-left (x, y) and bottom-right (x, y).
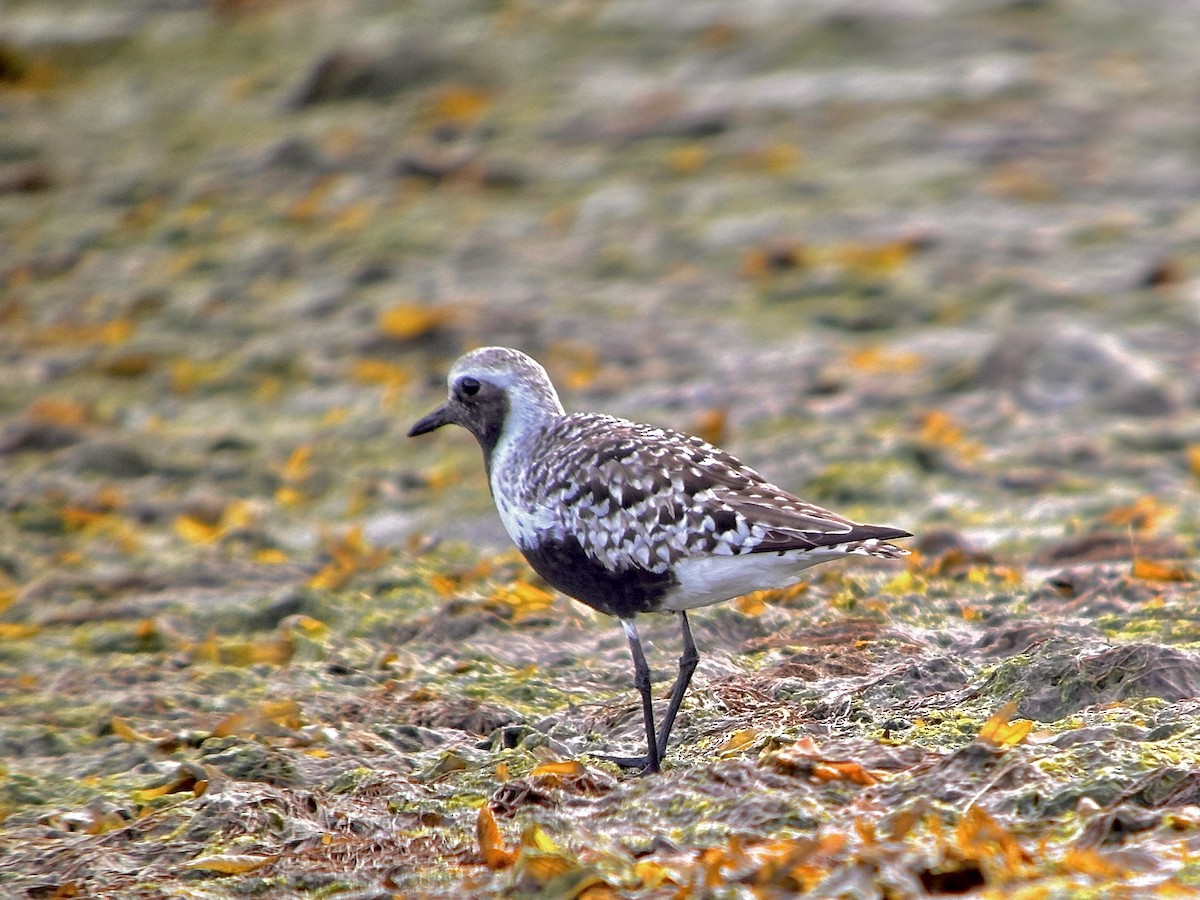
top-left (663, 548), bottom-right (848, 611)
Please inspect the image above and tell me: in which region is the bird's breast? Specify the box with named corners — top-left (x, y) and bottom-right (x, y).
top-left (518, 531), bottom-right (678, 618)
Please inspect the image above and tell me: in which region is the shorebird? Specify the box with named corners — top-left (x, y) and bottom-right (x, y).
top-left (409, 347), bottom-right (910, 773)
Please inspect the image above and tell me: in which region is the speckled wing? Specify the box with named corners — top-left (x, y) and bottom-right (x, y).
top-left (516, 414), bottom-right (907, 575)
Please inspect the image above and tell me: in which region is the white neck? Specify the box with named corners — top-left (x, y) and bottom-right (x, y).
top-left (488, 391), bottom-right (559, 485)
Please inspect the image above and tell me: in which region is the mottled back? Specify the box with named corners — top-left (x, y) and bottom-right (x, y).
top-left (495, 412), bottom-right (904, 575)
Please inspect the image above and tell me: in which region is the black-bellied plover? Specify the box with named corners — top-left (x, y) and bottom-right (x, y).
top-left (409, 347), bottom-right (910, 773)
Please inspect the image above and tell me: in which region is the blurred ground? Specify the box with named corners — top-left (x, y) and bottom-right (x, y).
top-left (1, 0), bottom-right (1199, 896)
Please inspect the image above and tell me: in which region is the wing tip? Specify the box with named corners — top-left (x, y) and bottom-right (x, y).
top-left (830, 524), bottom-right (912, 559)
top-left (851, 537), bottom-right (911, 559)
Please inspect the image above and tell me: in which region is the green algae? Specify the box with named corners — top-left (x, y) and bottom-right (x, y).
top-left (0, 0), bottom-right (1199, 895)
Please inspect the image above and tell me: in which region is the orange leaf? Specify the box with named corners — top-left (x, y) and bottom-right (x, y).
top-left (26, 396), bottom-right (90, 426)
top-left (216, 638), bottom-right (294, 667)
top-left (61, 505), bottom-right (112, 530)
top-left (1188, 444), bottom-right (1200, 479)
top-left (328, 526), bottom-right (379, 565)
top-left (759, 582), bottom-right (809, 605)
top-left (279, 445), bottom-right (312, 482)
top-left (131, 768), bottom-right (202, 803)
top-left (826, 239), bottom-right (916, 276)
top-left (0, 47), bottom-right (59, 92)
top-left (977, 701), bottom-right (1033, 748)
top-left (349, 358), bottom-right (412, 387)
top-left (132, 781), bottom-right (183, 801)
top-left (690, 408), bottom-right (727, 446)
top-left (520, 823), bottom-right (563, 854)
top-left (307, 562), bottom-right (348, 591)
top-left (634, 859), bottom-right (676, 890)
top-left (918, 409), bottom-right (965, 446)
top-left (791, 735), bottom-right (820, 754)
top-left (174, 504), bottom-right (250, 547)
top-left (286, 615), bottom-right (328, 638)
top-left (734, 592), bottom-right (768, 616)
top-left (274, 486), bottom-right (307, 507)
top-left (101, 352), bottom-right (155, 378)
top-left (1059, 848), bottom-right (1129, 879)
top-left (193, 630), bottom-right (219, 664)
top-left (847, 345), bottom-right (923, 375)
top-left (307, 527), bottom-right (389, 589)
top-left (432, 84), bottom-right (491, 124)
top-left (260, 701), bottom-right (302, 726)
top-left (331, 201), bottom-right (372, 234)
top-left (667, 144), bottom-right (707, 174)
top-left (699, 844), bottom-right (736, 888)
top-left (173, 514), bottom-right (223, 545)
top-left (429, 574), bottom-right (459, 597)
top-left (33, 317), bottom-right (133, 347)
top-left (563, 365), bottom-right (598, 392)
top-left (168, 357), bottom-right (233, 395)
top-left (321, 407), bottom-right (349, 427)
top-left (477, 804), bottom-right (515, 870)
top-left (488, 579), bottom-right (556, 620)
top-left (1101, 496), bottom-right (1166, 533)
top-left (956, 805), bottom-right (1026, 869)
top-left (766, 738), bottom-right (881, 785)
top-left (544, 343), bottom-right (600, 393)
top-left (212, 699), bottom-right (302, 738)
top-left (883, 570), bottom-right (925, 596)
top-left (183, 854), bottom-right (276, 874)
top-left (530, 760), bottom-right (588, 779)
top-left (514, 853), bottom-right (575, 886)
top-left (916, 409), bottom-right (983, 461)
top-left (811, 761), bottom-right (878, 786)
top-left (377, 304), bottom-right (450, 341)
top-left (854, 818), bottom-right (877, 845)
top-left (741, 242), bottom-right (807, 278)
top-left (1131, 558), bottom-right (1195, 582)
top-left (887, 803), bottom-right (926, 842)
top-left (288, 175), bottom-right (338, 224)
top-left (718, 729), bottom-right (758, 755)
top-left (111, 717), bottom-right (150, 743)
top-left (747, 142), bottom-right (801, 174)
top-left (93, 485), bottom-right (124, 510)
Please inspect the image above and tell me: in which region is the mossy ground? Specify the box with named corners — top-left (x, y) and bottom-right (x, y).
top-left (2, 0), bottom-right (1200, 896)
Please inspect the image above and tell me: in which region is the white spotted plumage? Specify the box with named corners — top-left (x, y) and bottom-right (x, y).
top-left (426, 347), bottom-right (910, 614)
top-left (409, 346), bottom-right (911, 772)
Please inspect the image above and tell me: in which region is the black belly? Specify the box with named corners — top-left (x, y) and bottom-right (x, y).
top-left (520, 534), bottom-right (677, 619)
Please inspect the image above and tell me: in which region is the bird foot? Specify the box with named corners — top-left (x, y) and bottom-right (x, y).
top-left (595, 752), bottom-right (660, 775)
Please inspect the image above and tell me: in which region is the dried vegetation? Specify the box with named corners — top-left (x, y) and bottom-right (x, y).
top-left (2, 0), bottom-right (1200, 896)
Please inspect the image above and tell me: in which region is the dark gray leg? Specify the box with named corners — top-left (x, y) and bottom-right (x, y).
top-left (622, 618), bottom-right (661, 773)
top-left (655, 611), bottom-right (699, 758)
top-left (599, 618), bottom-right (662, 774)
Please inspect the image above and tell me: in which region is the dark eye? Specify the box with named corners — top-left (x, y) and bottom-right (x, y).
top-left (458, 376), bottom-right (481, 397)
